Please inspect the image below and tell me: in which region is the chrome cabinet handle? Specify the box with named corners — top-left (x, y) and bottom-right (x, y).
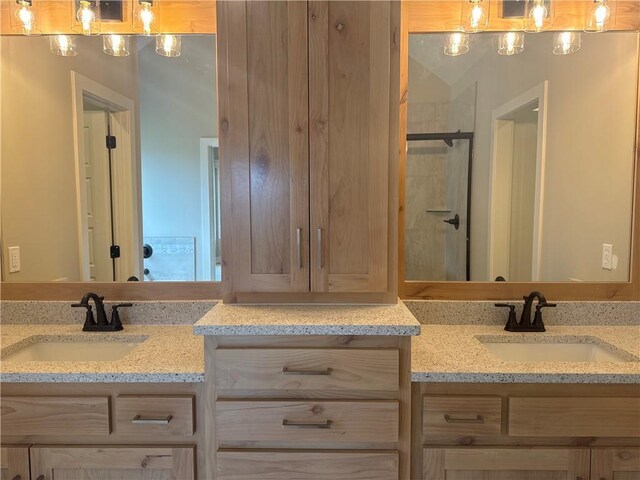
top-left (132, 414), bottom-right (173, 425)
top-left (296, 228), bottom-right (302, 269)
top-left (317, 228), bottom-right (323, 269)
top-left (282, 367), bottom-right (332, 376)
top-left (282, 419), bottom-right (332, 429)
top-left (444, 414), bottom-right (484, 424)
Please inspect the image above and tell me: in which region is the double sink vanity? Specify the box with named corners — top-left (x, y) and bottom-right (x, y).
top-left (1, 299), bottom-right (638, 479)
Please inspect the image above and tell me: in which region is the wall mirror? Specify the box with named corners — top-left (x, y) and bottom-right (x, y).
top-left (1, 34), bottom-right (220, 284)
top-left (404, 31), bottom-right (639, 284)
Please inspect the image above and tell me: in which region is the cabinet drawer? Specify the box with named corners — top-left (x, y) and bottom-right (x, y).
top-left (216, 400), bottom-right (398, 443)
top-left (0, 396), bottom-right (110, 435)
top-left (216, 450), bottom-right (398, 480)
top-left (215, 348), bottom-right (399, 391)
top-left (114, 395), bottom-right (195, 436)
top-left (509, 397), bottom-right (640, 437)
top-left (423, 396), bottom-right (502, 436)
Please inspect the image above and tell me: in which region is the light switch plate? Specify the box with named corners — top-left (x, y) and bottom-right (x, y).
top-left (8, 246), bottom-right (20, 273)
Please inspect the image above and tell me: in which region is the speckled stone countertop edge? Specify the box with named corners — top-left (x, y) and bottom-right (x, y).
top-left (192, 324), bottom-right (422, 336)
top-left (411, 372), bottom-right (640, 384)
top-left (0, 372), bottom-right (205, 383)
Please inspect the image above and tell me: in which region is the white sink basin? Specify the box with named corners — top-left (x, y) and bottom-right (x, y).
top-left (2, 337), bottom-right (145, 362)
top-left (480, 340), bottom-right (630, 363)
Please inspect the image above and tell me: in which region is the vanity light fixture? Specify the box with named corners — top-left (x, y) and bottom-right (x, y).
top-left (156, 34), bottom-right (180, 57)
top-left (585, 0), bottom-right (612, 32)
top-left (50, 34), bottom-right (77, 56)
top-left (134, 0), bottom-right (158, 36)
top-left (444, 32), bottom-right (470, 56)
top-left (461, 0), bottom-right (489, 33)
top-left (73, 0), bottom-right (101, 36)
top-left (498, 31), bottom-right (525, 55)
top-left (553, 31), bottom-right (581, 55)
top-left (524, 0), bottom-right (553, 32)
top-left (103, 34), bottom-right (131, 57)
top-left (12, 0), bottom-right (40, 36)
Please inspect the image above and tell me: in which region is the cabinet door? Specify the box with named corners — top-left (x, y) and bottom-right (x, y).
top-left (0, 446), bottom-right (29, 480)
top-left (309, 0), bottom-right (399, 293)
top-left (30, 446), bottom-right (194, 480)
top-left (218, 0), bottom-right (310, 293)
top-left (591, 448), bottom-right (640, 480)
top-left (424, 448), bottom-right (590, 480)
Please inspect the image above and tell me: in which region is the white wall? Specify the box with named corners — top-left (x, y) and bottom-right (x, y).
top-left (450, 32), bottom-right (638, 281)
top-left (0, 36), bottom-right (139, 281)
top-left (138, 36), bottom-right (217, 281)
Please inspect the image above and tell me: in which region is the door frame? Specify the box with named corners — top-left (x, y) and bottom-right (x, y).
top-left (71, 71), bottom-right (141, 281)
top-left (200, 137), bottom-right (220, 281)
top-left (488, 81), bottom-right (548, 281)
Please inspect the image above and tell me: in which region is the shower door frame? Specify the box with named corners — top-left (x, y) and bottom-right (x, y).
top-left (406, 131), bottom-right (474, 281)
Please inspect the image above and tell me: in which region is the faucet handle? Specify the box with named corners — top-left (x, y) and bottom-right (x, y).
top-left (539, 302), bottom-right (557, 308)
top-left (110, 303), bottom-right (133, 331)
top-left (495, 304), bottom-right (519, 332)
top-left (72, 303), bottom-right (96, 329)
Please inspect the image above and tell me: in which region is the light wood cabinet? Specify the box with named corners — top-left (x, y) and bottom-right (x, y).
top-left (0, 446), bottom-right (29, 480)
top-left (591, 448), bottom-right (640, 480)
top-left (218, 0), bottom-right (400, 300)
top-left (30, 446), bottom-right (194, 480)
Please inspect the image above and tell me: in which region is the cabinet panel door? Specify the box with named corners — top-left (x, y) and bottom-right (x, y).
top-left (309, 0), bottom-right (398, 293)
top-left (30, 446), bottom-right (194, 480)
top-left (0, 446), bottom-right (29, 480)
top-left (424, 448), bottom-right (590, 480)
top-left (218, 0), bottom-right (309, 293)
top-left (591, 448), bottom-right (640, 480)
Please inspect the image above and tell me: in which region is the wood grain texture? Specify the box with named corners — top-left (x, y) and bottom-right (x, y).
top-left (509, 397), bottom-right (640, 438)
top-left (216, 450), bottom-right (399, 480)
top-left (114, 395), bottom-right (195, 437)
top-left (423, 395), bottom-right (502, 436)
top-left (423, 447), bottom-right (590, 480)
top-left (0, 396), bottom-right (110, 436)
top-left (591, 448), bottom-right (640, 480)
top-left (29, 446), bottom-right (194, 480)
top-left (0, 446), bottom-right (29, 480)
top-left (214, 348), bottom-right (399, 391)
top-left (215, 400), bottom-right (398, 444)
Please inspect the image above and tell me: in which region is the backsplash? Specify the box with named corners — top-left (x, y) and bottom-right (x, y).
top-left (404, 300), bottom-right (640, 326)
top-left (0, 300), bottom-right (218, 325)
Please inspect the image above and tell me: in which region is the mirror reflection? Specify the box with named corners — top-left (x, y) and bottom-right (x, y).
top-left (1, 34), bottom-right (220, 282)
top-left (405, 32), bottom-right (638, 282)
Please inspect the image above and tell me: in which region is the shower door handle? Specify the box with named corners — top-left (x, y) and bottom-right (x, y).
top-left (443, 214), bottom-right (460, 230)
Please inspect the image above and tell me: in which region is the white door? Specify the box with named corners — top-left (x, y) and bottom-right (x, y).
top-left (83, 110), bottom-right (113, 281)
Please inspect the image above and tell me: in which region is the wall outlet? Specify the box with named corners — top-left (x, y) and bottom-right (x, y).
top-left (8, 246), bottom-right (20, 273)
top-left (601, 243), bottom-right (613, 270)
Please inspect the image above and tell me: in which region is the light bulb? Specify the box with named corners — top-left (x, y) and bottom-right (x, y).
top-left (137, 1), bottom-right (156, 36)
top-left (103, 34), bottom-right (130, 57)
top-left (553, 31), bottom-right (581, 55)
top-left (531, 4), bottom-right (546, 28)
top-left (14, 0), bottom-right (39, 35)
top-left (50, 34), bottom-right (77, 56)
top-left (586, 0), bottom-right (611, 32)
top-left (74, 0), bottom-right (100, 36)
top-left (156, 34), bottom-right (181, 57)
top-left (498, 32), bottom-right (525, 56)
top-left (470, 5), bottom-right (483, 29)
top-left (462, 0), bottom-right (489, 33)
top-left (525, 0), bottom-right (552, 33)
top-left (444, 32), bottom-right (469, 56)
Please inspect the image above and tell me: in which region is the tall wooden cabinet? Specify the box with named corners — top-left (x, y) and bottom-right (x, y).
top-left (218, 0), bottom-right (400, 301)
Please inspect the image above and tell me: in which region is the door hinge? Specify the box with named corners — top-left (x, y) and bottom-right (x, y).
top-left (106, 135), bottom-right (117, 150)
top-left (110, 245), bottom-right (121, 258)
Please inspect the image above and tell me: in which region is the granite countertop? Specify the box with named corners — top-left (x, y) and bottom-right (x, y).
top-left (193, 302), bottom-right (422, 336)
top-left (0, 325), bottom-right (204, 383)
top-left (411, 324), bottom-right (640, 384)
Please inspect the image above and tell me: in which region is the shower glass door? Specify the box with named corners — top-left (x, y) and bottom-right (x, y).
top-left (405, 133), bottom-right (473, 281)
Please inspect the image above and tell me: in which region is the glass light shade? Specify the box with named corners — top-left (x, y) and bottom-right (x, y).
top-left (553, 31), bottom-right (581, 55)
top-left (156, 34), bottom-right (181, 57)
top-left (524, 0), bottom-right (553, 32)
top-left (50, 34), bottom-right (77, 56)
top-left (585, 0), bottom-right (612, 32)
top-left (444, 32), bottom-right (470, 56)
top-left (103, 34), bottom-right (131, 57)
top-left (72, 0), bottom-right (101, 36)
top-left (461, 0), bottom-right (489, 33)
top-left (11, 0), bottom-right (41, 36)
top-left (134, 0), bottom-right (159, 36)
top-left (498, 32), bottom-right (525, 56)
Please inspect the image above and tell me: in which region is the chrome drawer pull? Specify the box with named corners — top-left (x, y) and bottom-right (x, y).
top-left (132, 414), bottom-right (173, 425)
top-left (282, 367), bottom-right (332, 376)
top-left (282, 419), bottom-right (332, 429)
top-left (444, 414), bottom-right (484, 424)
